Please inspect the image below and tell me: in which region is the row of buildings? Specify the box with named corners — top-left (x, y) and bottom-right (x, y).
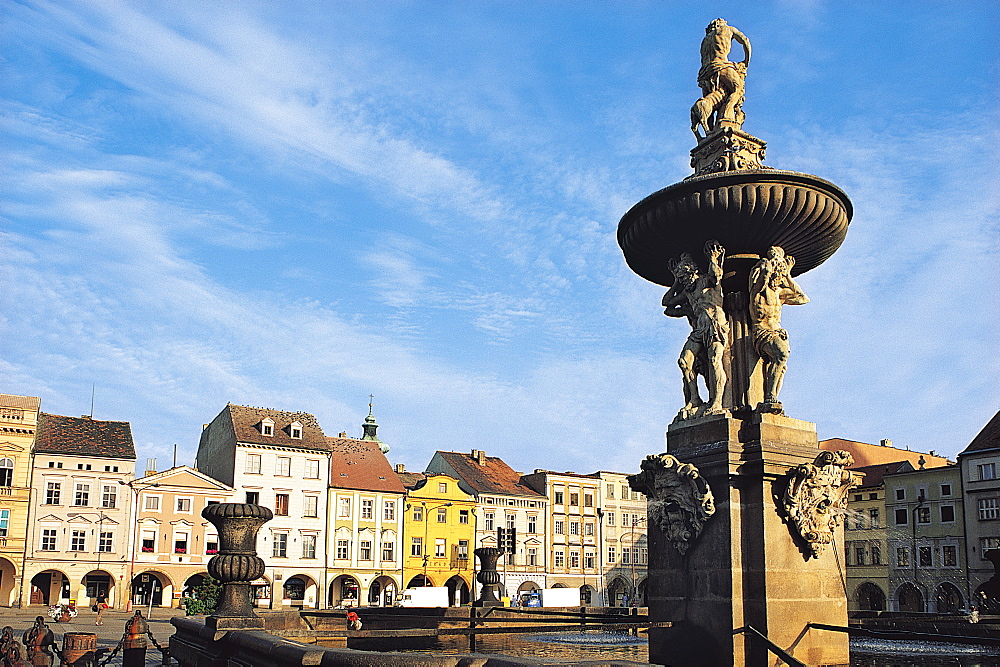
top-left (832, 412), bottom-right (1000, 614)
top-left (0, 394), bottom-right (648, 609)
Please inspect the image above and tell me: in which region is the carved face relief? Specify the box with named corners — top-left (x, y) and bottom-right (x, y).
top-left (782, 450), bottom-right (856, 558)
top-left (628, 453), bottom-right (715, 555)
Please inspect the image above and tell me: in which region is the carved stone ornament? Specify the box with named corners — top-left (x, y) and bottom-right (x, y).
top-left (628, 454), bottom-right (715, 554)
top-left (689, 127), bottom-right (769, 177)
top-left (782, 450), bottom-right (856, 558)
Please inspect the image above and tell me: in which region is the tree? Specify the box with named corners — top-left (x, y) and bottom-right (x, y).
top-left (183, 577), bottom-right (222, 616)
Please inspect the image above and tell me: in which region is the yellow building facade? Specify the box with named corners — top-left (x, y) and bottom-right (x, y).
top-left (401, 473), bottom-right (476, 605)
top-left (0, 394), bottom-right (39, 607)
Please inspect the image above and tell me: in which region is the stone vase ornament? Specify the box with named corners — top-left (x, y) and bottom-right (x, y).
top-left (473, 547), bottom-right (504, 607)
top-left (782, 450), bottom-right (856, 558)
top-left (202, 503), bottom-right (273, 628)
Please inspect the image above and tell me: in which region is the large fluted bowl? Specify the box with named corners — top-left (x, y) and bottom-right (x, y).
top-left (618, 169), bottom-right (852, 286)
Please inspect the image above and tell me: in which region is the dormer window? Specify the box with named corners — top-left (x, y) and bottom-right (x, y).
top-left (289, 421), bottom-right (303, 439)
top-left (261, 418), bottom-right (274, 436)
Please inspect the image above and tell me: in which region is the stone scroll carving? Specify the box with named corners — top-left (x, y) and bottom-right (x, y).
top-left (782, 450), bottom-right (855, 558)
top-left (628, 454), bottom-right (716, 555)
top-left (691, 18), bottom-right (751, 140)
top-left (662, 240), bottom-right (729, 421)
top-left (749, 246), bottom-right (809, 414)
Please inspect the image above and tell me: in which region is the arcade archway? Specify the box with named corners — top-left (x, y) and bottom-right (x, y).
top-left (29, 570), bottom-right (69, 605)
top-left (896, 583), bottom-right (924, 612)
top-left (367, 576), bottom-right (397, 607)
top-left (934, 582), bottom-right (963, 614)
top-left (131, 571), bottom-right (172, 607)
top-left (855, 582), bottom-right (886, 611)
top-left (0, 557), bottom-right (16, 607)
top-left (445, 575), bottom-right (470, 606)
top-left (329, 575), bottom-right (360, 607)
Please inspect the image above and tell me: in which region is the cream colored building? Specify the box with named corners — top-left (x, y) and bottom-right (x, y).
top-left (596, 471), bottom-right (648, 607)
top-left (22, 413), bottom-right (136, 608)
top-left (131, 465), bottom-right (236, 608)
top-left (0, 394), bottom-right (39, 607)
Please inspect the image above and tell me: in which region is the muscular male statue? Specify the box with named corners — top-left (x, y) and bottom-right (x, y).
top-left (662, 240), bottom-right (729, 420)
top-left (749, 247), bottom-right (809, 412)
top-left (691, 18), bottom-right (751, 139)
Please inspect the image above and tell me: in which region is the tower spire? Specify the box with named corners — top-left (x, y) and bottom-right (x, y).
top-left (361, 396), bottom-right (389, 454)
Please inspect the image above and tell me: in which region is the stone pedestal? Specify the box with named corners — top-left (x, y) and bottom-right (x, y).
top-left (646, 412), bottom-right (849, 666)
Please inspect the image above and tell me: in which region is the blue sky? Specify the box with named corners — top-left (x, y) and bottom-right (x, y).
top-left (2, 0), bottom-right (998, 474)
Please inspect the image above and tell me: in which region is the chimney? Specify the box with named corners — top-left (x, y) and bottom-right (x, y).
top-left (395, 463), bottom-right (406, 473)
top-left (81, 415), bottom-right (92, 419)
top-left (472, 449), bottom-right (486, 466)
top-left (880, 439), bottom-right (892, 448)
top-left (145, 457), bottom-right (157, 476)
top-left (339, 432), bottom-right (348, 438)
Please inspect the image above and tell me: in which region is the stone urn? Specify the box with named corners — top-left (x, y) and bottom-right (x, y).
top-left (473, 547), bottom-right (504, 607)
top-left (202, 503), bottom-right (273, 626)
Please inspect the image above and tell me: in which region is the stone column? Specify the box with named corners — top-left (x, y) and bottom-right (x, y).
top-left (643, 413), bottom-right (850, 666)
top-left (202, 503), bottom-right (273, 630)
top-left (473, 547), bottom-right (503, 607)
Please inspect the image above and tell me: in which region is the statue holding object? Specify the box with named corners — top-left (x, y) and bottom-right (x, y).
top-left (749, 246), bottom-right (809, 413)
top-left (691, 18), bottom-right (751, 140)
top-left (662, 240), bottom-right (729, 420)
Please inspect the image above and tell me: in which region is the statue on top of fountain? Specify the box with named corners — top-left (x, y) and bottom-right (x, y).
top-left (662, 240), bottom-right (729, 421)
top-left (691, 18), bottom-right (751, 141)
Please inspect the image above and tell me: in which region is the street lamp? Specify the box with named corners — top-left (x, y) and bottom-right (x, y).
top-left (118, 479), bottom-right (159, 611)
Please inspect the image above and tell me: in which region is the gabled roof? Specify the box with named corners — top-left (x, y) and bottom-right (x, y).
top-left (135, 465), bottom-right (236, 492)
top-left (327, 437), bottom-right (405, 493)
top-left (396, 470), bottom-right (427, 490)
top-left (850, 460), bottom-right (914, 489)
top-left (961, 410), bottom-right (1000, 455)
top-left (224, 403), bottom-right (330, 451)
top-left (433, 451), bottom-right (544, 498)
top-left (35, 413), bottom-right (135, 459)
top-left (0, 394), bottom-right (40, 410)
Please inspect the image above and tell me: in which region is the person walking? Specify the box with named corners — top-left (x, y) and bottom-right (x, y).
top-left (95, 595), bottom-right (109, 626)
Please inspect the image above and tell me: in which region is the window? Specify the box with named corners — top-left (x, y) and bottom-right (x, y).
top-left (338, 497), bottom-right (351, 518)
top-left (303, 495), bottom-right (318, 518)
top-left (98, 532), bottom-right (113, 552)
top-left (608, 546), bottom-right (616, 563)
top-left (98, 485), bottom-right (116, 509)
top-left (527, 515), bottom-right (537, 533)
top-left (276, 457), bottom-right (291, 476)
top-left (485, 513), bottom-right (494, 531)
top-left (607, 483), bottom-right (615, 499)
top-left (460, 509), bottom-right (470, 525)
top-left (382, 542), bottom-right (394, 561)
top-left (554, 521), bottom-right (564, 535)
top-left (176, 497), bottom-right (192, 513)
top-left (918, 546), bottom-right (932, 567)
top-left (868, 508), bottom-right (879, 528)
top-left (205, 535), bottom-right (218, 554)
top-left (0, 458), bottom-right (12, 486)
top-left (622, 547), bottom-right (631, 565)
top-left (526, 546), bottom-right (536, 565)
top-left (979, 463), bottom-right (998, 481)
top-left (302, 534), bottom-right (317, 559)
top-left (941, 483), bottom-right (952, 497)
top-left (275, 494), bottom-right (289, 516)
top-left (437, 507), bottom-right (448, 523)
top-left (584, 551), bottom-right (595, 569)
top-left (868, 493), bottom-right (877, 500)
top-left (584, 493), bottom-right (593, 507)
top-left (245, 491), bottom-right (259, 505)
top-left (359, 540), bottom-right (372, 560)
top-left (979, 498), bottom-right (1000, 520)
top-left (895, 488), bottom-right (905, 500)
top-left (458, 540), bottom-right (470, 560)
top-left (506, 514), bottom-right (515, 530)
top-left (70, 530), bottom-right (86, 551)
top-left (45, 482), bottom-right (61, 505)
top-left (916, 507), bottom-right (930, 524)
top-left (554, 550), bottom-right (564, 567)
top-left (895, 509), bottom-right (908, 525)
top-left (569, 493), bottom-right (579, 507)
top-left (384, 500), bottom-right (396, 521)
top-left (74, 483), bottom-right (90, 506)
top-left (174, 534), bottom-right (188, 553)
top-left (606, 512), bottom-right (615, 526)
top-left (272, 533), bottom-right (288, 557)
top-left (570, 551), bottom-right (580, 568)
top-left (361, 499), bottom-right (374, 520)
top-left (585, 522), bottom-right (594, 536)
top-left (0, 509), bottom-right (7, 537)
top-left (940, 505), bottom-right (955, 522)
top-left (854, 546), bottom-right (865, 566)
top-left (41, 529), bottom-right (57, 551)
top-left (289, 422), bottom-right (302, 439)
top-left (570, 522), bottom-right (579, 535)
top-left (896, 547), bottom-right (909, 567)
top-left (336, 539), bottom-right (350, 560)
top-left (142, 531), bottom-right (156, 553)
top-left (943, 545), bottom-right (957, 566)
top-left (412, 505), bottom-right (423, 522)
top-left (438, 482), bottom-right (448, 493)
top-left (411, 537), bottom-right (422, 557)
top-left (640, 546), bottom-right (648, 564)
top-left (871, 544), bottom-right (881, 565)
top-left (435, 538), bottom-right (446, 557)
top-left (145, 495), bottom-right (160, 510)
top-left (260, 419), bottom-right (274, 436)
top-left (554, 491), bottom-right (564, 505)
top-left (305, 459), bottom-right (319, 479)
top-left (245, 453), bottom-right (262, 474)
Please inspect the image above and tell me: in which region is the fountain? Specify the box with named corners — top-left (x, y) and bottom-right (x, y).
top-left (622, 19), bottom-right (856, 666)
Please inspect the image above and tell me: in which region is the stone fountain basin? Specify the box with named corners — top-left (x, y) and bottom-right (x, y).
top-left (618, 169), bottom-right (852, 287)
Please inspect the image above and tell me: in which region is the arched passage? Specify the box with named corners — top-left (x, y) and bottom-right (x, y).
top-left (896, 583), bottom-right (924, 612)
top-left (855, 582), bottom-right (886, 611)
top-left (636, 578), bottom-right (647, 606)
top-left (282, 574), bottom-right (318, 608)
top-left (83, 569), bottom-right (120, 607)
top-left (367, 576), bottom-right (397, 607)
top-left (407, 574), bottom-right (433, 588)
top-left (131, 570), bottom-right (172, 607)
top-left (445, 575), bottom-right (470, 606)
top-left (580, 584), bottom-right (597, 606)
top-left (934, 582), bottom-right (963, 614)
top-left (0, 557), bottom-right (17, 607)
top-left (29, 570), bottom-right (69, 605)
top-left (183, 573), bottom-right (209, 598)
top-left (329, 575), bottom-right (360, 607)
top-left (606, 577), bottom-right (632, 608)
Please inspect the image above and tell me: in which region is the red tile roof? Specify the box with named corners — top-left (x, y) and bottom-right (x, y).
top-left (850, 461), bottom-right (914, 489)
top-left (961, 410), bottom-right (1000, 454)
top-left (35, 413), bottom-right (135, 459)
top-left (0, 394), bottom-right (40, 410)
top-left (434, 451), bottom-right (544, 498)
top-left (820, 438), bottom-right (950, 469)
top-left (396, 471), bottom-right (427, 490)
top-left (225, 404), bottom-right (330, 451)
top-left (327, 437), bottom-right (405, 493)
